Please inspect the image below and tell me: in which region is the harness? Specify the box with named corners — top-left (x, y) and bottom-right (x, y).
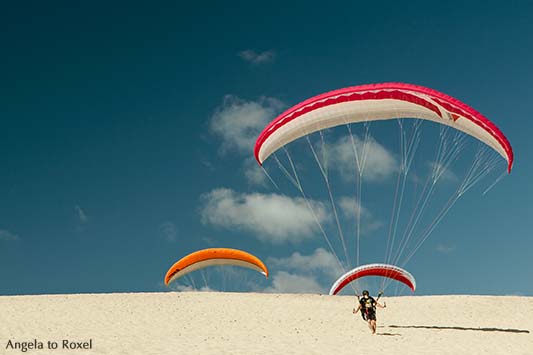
top-left (359, 296), bottom-right (376, 320)
top-left (357, 292), bottom-right (382, 321)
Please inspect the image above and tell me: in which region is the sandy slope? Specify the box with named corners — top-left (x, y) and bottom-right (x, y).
top-left (1, 292), bottom-right (531, 354)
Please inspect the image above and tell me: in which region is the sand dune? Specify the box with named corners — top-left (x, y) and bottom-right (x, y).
top-left (1, 292), bottom-right (531, 354)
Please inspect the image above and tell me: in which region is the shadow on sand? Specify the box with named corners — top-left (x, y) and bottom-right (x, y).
top-left (376, 332), bottom-right (401, 336)
top-left (388, 325), bottom-right (530, 334)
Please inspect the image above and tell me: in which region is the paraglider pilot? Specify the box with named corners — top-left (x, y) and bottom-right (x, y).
top-left (353, 290), bottom-right (386, 335)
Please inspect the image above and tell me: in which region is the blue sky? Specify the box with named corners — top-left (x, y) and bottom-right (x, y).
top-left (1, 1), bottom-right (532, 296)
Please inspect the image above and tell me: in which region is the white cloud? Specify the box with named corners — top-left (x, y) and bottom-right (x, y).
top-left (209, 95), bottom-right (285, 154)
top-left (0, 230), bottom-right (19, 241)
top-left (267, 248), bottom-right (342, 279)
top-left (239, 50), bottom-right (275, 64)
top-left (324, 135), bottom-right (397, 182)
top-left (160, 222), bottom-right (177, 242)
top-left (264, 271), bottom-right (324, 294)
top-left (75, 205), bottom-right (88, 224)
top-left (200, 188), bottom-right (329, 244)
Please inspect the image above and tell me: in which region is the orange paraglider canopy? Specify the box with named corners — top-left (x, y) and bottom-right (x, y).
top-left (164, 248), bottom-right (269, 286)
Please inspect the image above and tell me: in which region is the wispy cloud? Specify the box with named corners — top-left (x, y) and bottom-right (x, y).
top-left (242, 157), bottom-right (268, 186)
top-left (200, 188), bottom-right (329, 244)
top-left (338, 196), bottom-right (383, 234)
top-left (436, 243), bottom-right (455, 254)
top-left (201, 236), bottom-right (218, 246)
top-left (264, 271), bottom-right (324, 294)
top-left (323, 135), bottom-right (397, 182)
top-left (201, 159), bottom-right (215, 172)
top-left (75, 205), bottom-right (89, 224)
top-left (267, 248), bottom-right (342, 279)
top-left (429, 161), bottom-right (458, 183)
top-left (209, 95), bottom-right (285, 154)
top-left (338, 197), bottom-right (364, 218)
top-left (239, 50), bottom-right (275, 64)
top-left (505, 291), bottom-right (525, 296)
top-left (160, 222), bottom-right (177, 242)
top-left (169, 284), bottom-right (214, 292)
top-left (0, 230), bottom-right (19, 241)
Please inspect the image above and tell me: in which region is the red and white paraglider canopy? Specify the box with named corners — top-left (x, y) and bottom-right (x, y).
top-left (255, 83), bottom-right (513, 172)
top-left (329, 263), bottom-right (416, 295)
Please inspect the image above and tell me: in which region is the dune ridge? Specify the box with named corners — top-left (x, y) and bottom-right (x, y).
top-left (1, 292), bottom-right (531, 354)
